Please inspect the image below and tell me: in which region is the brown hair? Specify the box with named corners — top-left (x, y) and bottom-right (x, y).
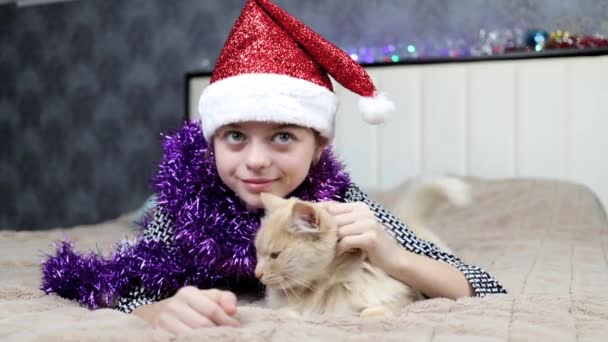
top-left (204, 140), bottom-right (215, 161)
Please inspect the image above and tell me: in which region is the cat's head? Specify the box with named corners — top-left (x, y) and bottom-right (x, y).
top-left (254, 192), bottom-right (337, 290)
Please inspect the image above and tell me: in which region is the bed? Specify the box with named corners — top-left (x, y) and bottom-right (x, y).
top-left (2, 177), bottom-right (607, 341)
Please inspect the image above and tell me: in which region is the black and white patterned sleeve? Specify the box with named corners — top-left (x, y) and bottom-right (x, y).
top-left (115, 208), bottom-right (175, 313)
top-left (343, 184), bottom-right (507, 297)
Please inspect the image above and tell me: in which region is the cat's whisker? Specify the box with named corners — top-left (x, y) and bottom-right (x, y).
top-left (286, 283), bottom-right (301, 301)
top-left (284, 274), bottom-right (318, 292)
top-left (279, 280), bottom-right (290, 300)
top-left (289, 277), bottom-right (316, 290)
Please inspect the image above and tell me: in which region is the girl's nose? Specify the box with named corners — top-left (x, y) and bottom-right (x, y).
top-left (245, 143), bottom-right (271, 170)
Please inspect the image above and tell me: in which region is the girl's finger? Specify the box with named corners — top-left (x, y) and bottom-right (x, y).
top-left (334, 209), bottom-right (375, 226)
top-left (202, 289), bottom-right (237, 313)
top-left (336, 232), bottom-right (374, 255)
top-left (218, 291), bottom-right (238, 316)
top-left (188, 293), bottom-right (240, 327)
top-left (334, 213), bottom-right (355, 227)
top-left (316, 201), bottom-right (340, 214)
top-left (317, 201), bottom-right (338, 208)
top-left (337, 222), bottom-right (367, 239)
top-left (323, 202), bottom-right (354, 215)
top-left (158, 313), bottom-right (193, 336)
top-left (175, 306), bottom-right (215, 329)
top-left (337, 218), bottom-right (379, 239)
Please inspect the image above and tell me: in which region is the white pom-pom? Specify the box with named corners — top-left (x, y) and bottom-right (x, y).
top-left (358, 92), bottom-right (395, 124)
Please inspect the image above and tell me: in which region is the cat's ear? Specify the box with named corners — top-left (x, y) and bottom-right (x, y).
top-left (289, 202), bottom-right (320, 235)
top-left (260, 192), bottom-right (286, 212)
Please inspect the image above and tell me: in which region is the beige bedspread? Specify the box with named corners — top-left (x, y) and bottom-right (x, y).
top-left (1, 178), bottom-right (607, 341)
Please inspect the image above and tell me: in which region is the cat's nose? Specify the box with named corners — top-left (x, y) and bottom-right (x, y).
top-left (255, 269), bottom-right (264, 279)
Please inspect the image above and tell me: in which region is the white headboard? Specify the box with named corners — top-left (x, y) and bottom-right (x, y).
top-left (187, 55), bottom-right (608, 209)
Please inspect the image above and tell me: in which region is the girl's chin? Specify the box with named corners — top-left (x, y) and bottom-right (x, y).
top-left (235, 185), bottom-right (294, 209)
top-left (239, 193), bottom-right (266, 210)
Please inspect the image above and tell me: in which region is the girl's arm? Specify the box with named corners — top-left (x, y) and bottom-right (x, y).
top-left (338, 184), bottom-right (507, 298)
top-left (385, 247), bottom-right (474, 299)
top-left (116, 207), bottom-right (240, 334)
top-left (115, 208), bottom-right (175, 313)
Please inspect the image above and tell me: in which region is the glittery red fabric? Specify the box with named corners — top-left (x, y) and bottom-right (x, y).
top-left (210, 0), bottom-right (377, 97)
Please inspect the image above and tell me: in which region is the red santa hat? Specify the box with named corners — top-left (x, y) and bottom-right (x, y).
top-left (199, 0), bottom-right (395, 140)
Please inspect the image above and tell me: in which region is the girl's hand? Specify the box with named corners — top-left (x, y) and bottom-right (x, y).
top-left (320, 201), bottom-right (476, 300)
top-left (131, 287), bottom-right (240, 335)
top-left (320, 201), bottom-right (405, 274)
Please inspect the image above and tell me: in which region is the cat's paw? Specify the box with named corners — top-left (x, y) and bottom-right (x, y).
top-left (359, 306), bottom-right (387, 318)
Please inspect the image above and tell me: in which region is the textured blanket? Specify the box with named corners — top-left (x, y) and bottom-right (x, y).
top-left (1, 178), bottom-right (607, 341)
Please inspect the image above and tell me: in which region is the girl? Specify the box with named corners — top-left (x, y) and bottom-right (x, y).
top-left (42, 0), bottom-right (506, 335)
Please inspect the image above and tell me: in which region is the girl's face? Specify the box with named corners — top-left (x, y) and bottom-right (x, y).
top-left (213, 121), bottom-right (326, 209)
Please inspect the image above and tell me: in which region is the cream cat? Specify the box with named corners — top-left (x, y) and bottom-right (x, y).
top-left (254, 193), bottom-right (423, 317)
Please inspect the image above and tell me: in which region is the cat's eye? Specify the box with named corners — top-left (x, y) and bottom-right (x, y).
top-left (270, 251), bottom-right (281, 259)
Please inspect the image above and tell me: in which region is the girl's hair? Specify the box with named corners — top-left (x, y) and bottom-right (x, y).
top-left (204, 141), bottom-right (215, 161)
top-left (313, 130), bottom-right (328, 147)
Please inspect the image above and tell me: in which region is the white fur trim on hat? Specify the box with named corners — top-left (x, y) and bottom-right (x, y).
top-left (199, 73), bottom-right (339, 140)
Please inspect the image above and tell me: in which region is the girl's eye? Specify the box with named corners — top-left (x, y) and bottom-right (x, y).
top-left (225, 131), bottom-right (245, 143)
top-left (273, 132), bottom-right (292, 144)
top-left (270, 251), bottom-right (281, 259)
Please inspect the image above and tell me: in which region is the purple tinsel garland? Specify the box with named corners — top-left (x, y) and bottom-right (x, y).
top-left (41, 122), bottom-right (351, 309)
